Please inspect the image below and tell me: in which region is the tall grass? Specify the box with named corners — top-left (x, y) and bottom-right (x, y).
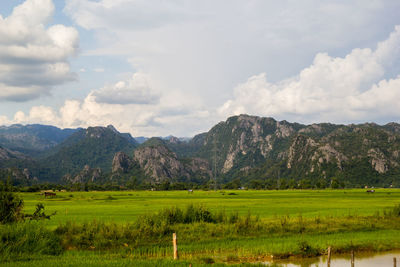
top-left (0, 221), bottom-right (62, 261)
top-left (0, 251), bottom-right (270, 267)
top-left (3, 202), bottom-right (400, 264)
top-left (52, 204), bottom-right (400, 259)
top-left (54, 205), bottom-right (260, 250)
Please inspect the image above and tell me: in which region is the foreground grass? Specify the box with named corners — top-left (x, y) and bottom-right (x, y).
top-left (2, 189), bottom-right (400, 265)
top-left (3, 204), bottom-right (400, 265)
top-left (0, 251), bottom-right (268, 267)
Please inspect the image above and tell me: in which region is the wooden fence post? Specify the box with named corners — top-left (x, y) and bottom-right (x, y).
top-left (173, 233), bottom-right (178, 260)
top-left (394, 257), bottom-right (397, 267)
top-left (351, 250), bottom-right (354, 267)
top-left (327, 246), bottom-right (331, 267)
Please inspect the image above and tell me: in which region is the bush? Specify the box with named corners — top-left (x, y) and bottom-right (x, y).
top-left (0, 183), bottom-right (24, 224)
top-left (297, 241), bottom-right (320, 257)
top-left (25, 203), bottom-right (56, 221)
top-left (0, 222), bottom-right (63, 261)
top-left (135, 205), bottom-right (219, 228)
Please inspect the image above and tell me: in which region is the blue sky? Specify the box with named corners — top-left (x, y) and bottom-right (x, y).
top-left (1, 0), bottom-right (400, 137)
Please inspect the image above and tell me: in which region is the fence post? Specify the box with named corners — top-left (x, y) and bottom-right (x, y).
top-left (394, 257), bottom-right (397, 267)
top-left (173, 233), bottom-right (178, 260)
top-left (351, 250), bottom-right (354, 267)
top-left (327, 246), bottom-right (331, 267)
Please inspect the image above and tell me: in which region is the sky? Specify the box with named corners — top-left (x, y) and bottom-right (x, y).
top-left (1, 0), bottom-right (400, 137)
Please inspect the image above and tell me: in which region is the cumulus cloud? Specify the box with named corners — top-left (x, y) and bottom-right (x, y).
top-left (6, 26), bottom-right (400, 136)
top-left (3, 1), bottom-right (400, 136)
top-left (63, 0), bottom-right (400, 110)
top-left (92, 72), bottom-right (160, 105)
top-left (0, 0), bottom-right (79, 101)
top-left (13, 105), bottom-right (60, 125)
top-left (218, 26), bottom-right (400, 124)
top-left (8, 73), bottom-right (210, 136)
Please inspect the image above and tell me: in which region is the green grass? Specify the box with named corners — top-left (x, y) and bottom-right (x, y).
top-left (0, 250), bottom-right (268, 267)
top-left (3, 189), bottom-right (400, 266)
top-left (19, 189), bottom-right (400, 228)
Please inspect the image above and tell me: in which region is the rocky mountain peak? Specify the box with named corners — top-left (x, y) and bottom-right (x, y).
top-left (107, 125), bottom-right (118, 133)
top-left (167, 136), bottom-right (181, 144)
top-left (86, 126), bottom-right (110, 138)
top-left (63, 165), bottom-right (102, 184)
top-left (132, 143), bottom-right (211, 184)
top-left (112, 152), bottom-right (132, 173)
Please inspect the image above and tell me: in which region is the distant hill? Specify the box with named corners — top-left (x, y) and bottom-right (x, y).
top-left (134, 136), bottom-right (149, 144)
top-left (0, 145), bottom-right (30, 169)
top-left (0, 124), bottom-right (79, 156)
top-left (188, 115), bottom-right (400, 188)
top-left (110, 137), bottom-right (211, 184)
top-left (36, 125), bottom-right (138, 182)
top-left (2, 116), bottom-right (400, 188)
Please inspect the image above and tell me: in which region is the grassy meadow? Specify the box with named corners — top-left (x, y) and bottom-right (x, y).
top-left (20, 189), bottom-right (400, 227)
top-left (2, 189), bottom-right (400, 266)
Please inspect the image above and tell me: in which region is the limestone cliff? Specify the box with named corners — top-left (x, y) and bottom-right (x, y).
top-left (131, 140), bottom-right (211, 184)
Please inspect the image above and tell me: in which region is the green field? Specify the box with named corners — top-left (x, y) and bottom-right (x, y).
top-left (21, 189), bottom-right (400, 227)
top-left (3, 189), bottom-right (400, 266)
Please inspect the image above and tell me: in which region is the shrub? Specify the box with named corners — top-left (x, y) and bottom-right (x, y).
top-left (0, 222), bottom-right (63, 261)
top-left (0, 183), bottom-right (24, 224)
top-left (54, 205), bottom-right (260, 251)
top-left (25, 203), bottom-right (56, 221)
top-left (297, 241), bottom-right (319, 257)
top-left (183, 204), bottom-right (215, 223)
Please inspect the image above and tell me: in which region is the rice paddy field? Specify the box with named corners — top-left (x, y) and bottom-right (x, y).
top-left (3, 189), bottom-right (400, 266)
top-left (20, 189), bottom-right (400, 227)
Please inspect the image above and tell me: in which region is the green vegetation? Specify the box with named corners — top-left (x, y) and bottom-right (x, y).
top-left (0, 222), bottom-right (62, 261)
top-left (3, 116), bottom-right (400, 189)
top-left (0, 189), bottom-right (399, 266)
top-left (36, 126), bottom-right (138, 182)
top-left (0, 181), bottom-right (56, 224)
top-left (0, 182), bottom-right (24, 224)
top-left (15, 189), bottom-right (400, 227)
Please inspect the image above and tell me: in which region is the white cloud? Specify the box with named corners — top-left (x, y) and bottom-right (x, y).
top-left (2, 1), bottom-right (400, 136)
top-left (64, 0), bottom-right (400, 111)
top-left (0, 115), bottom-right (11, 125)
top-left (5, 26), bottom-right (400, 136)
top-left (6, 73), bottom-right (211, 136)
top-left (13, 105), bottom-right (60, 125)
top-left (92, 72), bottom-right (160, 105)
top-left (0, 0), bottom-right (79, 102)
top-left (218, 26), bottom-right (400, 124)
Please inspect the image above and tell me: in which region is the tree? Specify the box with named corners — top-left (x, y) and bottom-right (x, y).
top-left (316, 178), bottom-right (327, 189)
top-left (288, 179), bottom-right (298, 189)
top-left (223, 178), bottom-right (241, 189)
top-left (0, 181), bottom-right (24, 224)
top-left (249, 179), bottom-right (264, 189)
top-left (25, 203), bottom-right (56, 220)
top-left (278, 179), bottom-right (288, 190)
top-left (330, 177), bottom-right (339, 189)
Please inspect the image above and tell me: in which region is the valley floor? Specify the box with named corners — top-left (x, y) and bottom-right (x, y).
top-left (2, 189), bottom-right (400, 266)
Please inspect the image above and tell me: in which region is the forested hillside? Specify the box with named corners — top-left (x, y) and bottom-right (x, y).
top-left (1, 115), bottom-right (400, 188)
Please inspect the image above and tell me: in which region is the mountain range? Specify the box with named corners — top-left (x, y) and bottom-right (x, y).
top-left (1, 114), bottom-right (400, 188)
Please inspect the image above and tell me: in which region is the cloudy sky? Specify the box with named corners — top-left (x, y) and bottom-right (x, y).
top-left (1, 0), bottom-right (400, 137)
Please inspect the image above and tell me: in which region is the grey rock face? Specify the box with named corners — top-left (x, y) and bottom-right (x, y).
top-left (112, 152), bottom-right (132, 173)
